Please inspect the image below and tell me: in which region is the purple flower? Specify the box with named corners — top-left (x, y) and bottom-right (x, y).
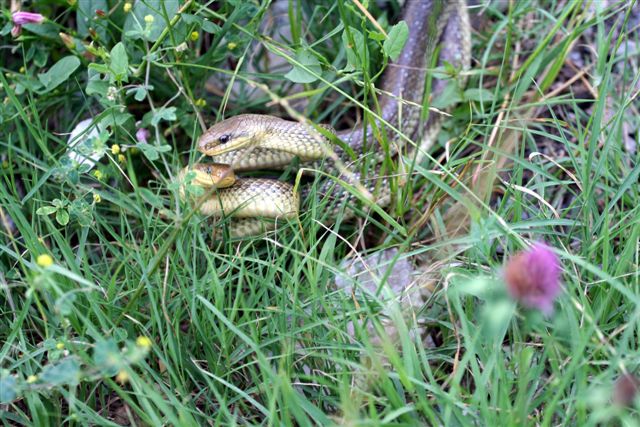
top-left (11, 11), bottom-right (45, 37)
top-left (12, 12), bottom-right (45, 25)
top-left (613, 373), bottom-right (640, 406)
top-left (504, 242), bottom-right (562, 315)
top-left (136, 128), bottom-right (150, 144)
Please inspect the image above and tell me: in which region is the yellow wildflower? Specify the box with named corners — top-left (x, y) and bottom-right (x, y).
top-left (26, 375), bottom-right (38, 383)
top-left (227, 42), bottom-right (237, 50)
top-left (116, 370), bottom-right (129, 384)
top-left (36, 254), bottom-right (54, 267)
top-left (93, 170), bottom-right (104, 180)
top-left (56, 342), bottom-right (65, 350)
top-left (118, 154), bottom-right (126, 163)
top-left (93, 193), bottom-right (102, 203)
top-left (136, 336), bottom-right (152, 349)
top-left (190, 31), bottom-right (199, 41)
top-left (111, 144), bottom-right (121, 155)
top-left (123, 2), bottom-right (132, 13)
top-left (195, 98), bottom-right (206, 108)
top-left (144, 14), bottom-right (154, 24)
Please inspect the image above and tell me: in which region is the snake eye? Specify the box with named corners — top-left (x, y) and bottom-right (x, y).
top-left (218, 134), bottom-right (230, 144)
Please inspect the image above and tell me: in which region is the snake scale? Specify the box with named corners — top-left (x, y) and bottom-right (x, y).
top-left (183, 0), bottom-right (471, 238)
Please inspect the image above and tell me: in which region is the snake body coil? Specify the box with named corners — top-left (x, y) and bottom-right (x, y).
top-left (187, 0), bottom-right (471, 237)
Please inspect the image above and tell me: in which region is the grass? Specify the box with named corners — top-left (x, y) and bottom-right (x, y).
top-left (1, 0), bottom-right (639, 425)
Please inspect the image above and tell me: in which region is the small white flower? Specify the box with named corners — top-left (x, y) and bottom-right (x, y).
top-left (106, 86), bottom-right (118, 102)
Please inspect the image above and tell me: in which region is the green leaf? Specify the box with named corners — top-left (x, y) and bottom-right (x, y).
top-left (431, 81), bottom-right (462, 110)
top-left (36, 206), bottom-right (57, 216)
top-left (463, 88), bottom-right (494, 102)
top-left (40, 358), bottom-right (81, 386)
top-left (93, 339), bottom-right (123, 376)
top-left (151, 107), bottom-right (177, 125)
top-left (368, 31), bottom-right (386, 42)
top-left (202, 20), bottom-right (221, 34)
top-left (109, 42), bottom-right (129, 82)
top-left (134, 87), bottom-right (147, 101)
top-left (38, 56), bottom-right (81, 93)
top-left (0, 376), bottom-right (17, 403)
top-left (88, 63), bottom-right (110, 76)
top-left (342, 27), bottom-right (367, 69)
top-left (100, 111), bottom-right (133, 127)
top-left (86, 78), bottom-right (109, 97)
top-left (55, 292), bottom-right (77, 316)
top-left (481, 299), bottom-right (516, 343)
top-left (284, 50), bottom-right (322, 84)
top-left (383, 21), bottom-right (408, 61)
top-left (0, 21), bottom-right (12, 37)
top-left (52, 199), bottom-right (65, 208)
top-left (22, 23), bottom-right (58, 39)
top-left (181, 14), bottom-right (202, 25)
top-left (56, 209), bottom-right (70, 226)
top-left (123, 0), bottom-right (179, 42)
top-left (77, 0), bottom-right (109, 41)
top-left (138, 188), bottom-right (165, 210)
top-left (137, 142), bottom-right (173, 161)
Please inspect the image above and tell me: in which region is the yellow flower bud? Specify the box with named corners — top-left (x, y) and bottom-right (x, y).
top-left (93, 193), bottom-right (102, 203)
top-left (26, 375), bottom-right (38, 384)
top-left (111, 144), bottom-right (121, 155)
top-left (93, 170), bottom-right (104, 180)
top-left (56, 342), bottom-right (65, 350)
top-left (227, 42), bottom-right (237, 50)
top-left (116, 370), bottom-right (129, 384)
top-left (36, 254), bottom-right (54, 268)
top-left (118, 154), bottom-right (126, 163)
top-left (123, 2), bottom-right (132, 13)
top-left (195, 98), bottom-right (206, 108)
top-left (136, 336), bottom-right (152, 349)
top-left (190, 31), bottom-right (199, 41)
top-left (144, 14), bottom-right (154, 24)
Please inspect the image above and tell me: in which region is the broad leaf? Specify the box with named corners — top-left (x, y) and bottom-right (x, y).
top-left (342, 27), bottom-right (367, 69)
top-left (110, 42), bottom-right (129, 82)
top-left (38, 56), bottom-right (81, 93)
top-left (383, 21), bottom-right (408, 61)
top-left (124, 0), bottom-right (179, 42)
top-left (284, 50), bottom-right (322, 84)
top-left (151, 107), bottom-right (177, 125)
top-left (40, 358), bottom-right (81, 386)
top-left (0, 376), bottom-right (17, 403)
top-left (77, 0), bottom-right (109, 41)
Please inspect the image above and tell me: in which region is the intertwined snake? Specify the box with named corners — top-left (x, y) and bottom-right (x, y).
top-left (182, 0), bottom-right (471, 238)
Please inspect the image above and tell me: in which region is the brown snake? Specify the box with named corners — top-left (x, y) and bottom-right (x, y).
top-left (182, 0), bottom-right (471, 237)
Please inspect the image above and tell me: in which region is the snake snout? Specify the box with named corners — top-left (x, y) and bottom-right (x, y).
top-left (197, 130), bottom-right (223, 155)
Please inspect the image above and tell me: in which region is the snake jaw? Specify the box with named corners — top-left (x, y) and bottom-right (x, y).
top-left (178, 163), bottom-right (236, 196)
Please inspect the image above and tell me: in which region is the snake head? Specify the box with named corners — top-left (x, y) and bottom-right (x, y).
top-left (198, 114), bottom-right (258, 156)
top-left (190, 163), bottom-right (236, 188)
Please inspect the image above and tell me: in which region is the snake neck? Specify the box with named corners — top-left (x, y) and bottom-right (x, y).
top-left (259, 121), bottom-right (335, 161)
top-left (336, 0), bottom-right (454, 156)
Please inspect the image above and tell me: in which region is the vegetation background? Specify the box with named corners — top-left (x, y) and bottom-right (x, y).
top-left (1, 0), bottom-right (639, 425)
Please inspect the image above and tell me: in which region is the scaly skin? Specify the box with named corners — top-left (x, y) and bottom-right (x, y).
top-left (186, 0), bottom-right (471, 237)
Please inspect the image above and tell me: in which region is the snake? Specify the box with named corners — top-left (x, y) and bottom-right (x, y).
top-left (181, 0), bottom-right (471, 238)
